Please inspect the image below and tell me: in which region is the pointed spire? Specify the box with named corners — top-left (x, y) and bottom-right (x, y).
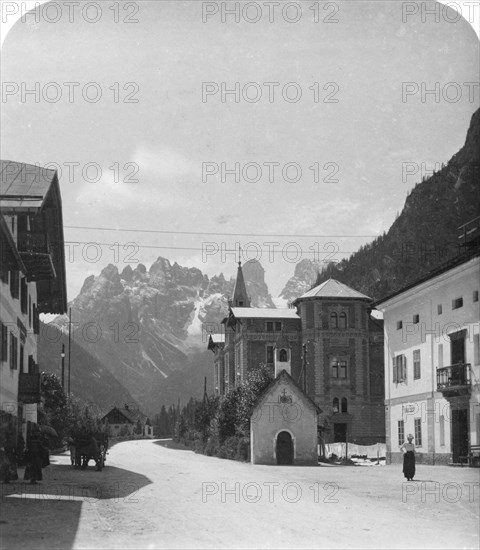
top-left (232, 258), bottom-right (250, 308)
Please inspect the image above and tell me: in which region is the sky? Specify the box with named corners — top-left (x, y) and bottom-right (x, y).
top-left (1, 0), bottom-right (479, 301)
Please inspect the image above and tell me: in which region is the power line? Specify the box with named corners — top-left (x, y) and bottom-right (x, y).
top-left (64, 241), bottom-right (357, 254)
top-left (63, 225), bottom-right (378, 239)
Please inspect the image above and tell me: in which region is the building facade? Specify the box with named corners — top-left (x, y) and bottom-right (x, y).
top-left (209, 262), bottom-right (385, 445)
top-left (375, 251), bottom-right (480, 465)
top-left (0, 160), bottom-right (67, 446)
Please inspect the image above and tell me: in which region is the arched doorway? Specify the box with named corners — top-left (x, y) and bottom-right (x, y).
top-left (276, 431), bottom-right (294, 465)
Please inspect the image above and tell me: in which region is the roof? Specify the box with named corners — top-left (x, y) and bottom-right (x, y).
top-left (251, 369), bottom-right (322, 416)
top-left (230, 307), bottom-right (300, 319)
top-left (0, 160), bottom-right (57, 211)
top-left (294, 279), bottom-right (371, 302)
top-left (374, 247), bottom-right (480, 308)
top-left (274, 332), bottom-right (291, 348)
top-left (103, 406), bottom-right (148, 424)
top-left (207, 333), bottom-right (225, 352)
top-left (0, 160), bottom-right (67, 314)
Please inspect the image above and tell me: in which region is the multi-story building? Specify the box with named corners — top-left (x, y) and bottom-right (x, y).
top-left (375, 247), bottom-right (480, 464)
top-left (208, 261), bottom-right (385, 445)
top-left (293, 279), bottom-right (385, 445)
top-left (0, 160), bottom-right (67, 445)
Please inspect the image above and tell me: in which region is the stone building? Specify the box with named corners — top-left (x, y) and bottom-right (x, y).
top-left (209, 261), bottom-right (385, 446)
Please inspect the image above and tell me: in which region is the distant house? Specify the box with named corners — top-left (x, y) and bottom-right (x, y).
top-left (102, 405), bottom-right (153, 438)
top-left (0, 160), bottom-right (67, 447)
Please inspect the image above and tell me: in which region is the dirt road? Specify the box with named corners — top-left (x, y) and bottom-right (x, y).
top-left (1, 439), bottom-right (478, 549)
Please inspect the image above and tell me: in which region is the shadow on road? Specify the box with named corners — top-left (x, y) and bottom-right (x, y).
top-left (0, 462), bottom-right (152, 550)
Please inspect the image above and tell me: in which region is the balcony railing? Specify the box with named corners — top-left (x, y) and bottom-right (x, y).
top-left (17, 232), bottom-right (56, 281)
top-left (18, 373), bottom-right (41, 404)
top-left (437, 363), bottom-right (471, 394)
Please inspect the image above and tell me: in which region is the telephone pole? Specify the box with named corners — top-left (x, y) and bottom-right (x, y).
top-left (67, 308), bottom-right (72, 394)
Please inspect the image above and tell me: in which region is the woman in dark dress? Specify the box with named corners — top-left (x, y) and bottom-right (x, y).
top-left (400, 434), bottom-right (416, 481)
top-left (24, 430), bottom-right (44, 484)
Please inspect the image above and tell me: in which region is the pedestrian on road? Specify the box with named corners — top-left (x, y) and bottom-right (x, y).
top-left (400, 434), bottom-right (416, 481)
top-left (24, 428), bottom-right (45, 484)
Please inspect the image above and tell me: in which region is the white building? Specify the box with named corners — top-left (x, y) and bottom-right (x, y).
top-left (0, 160), bottom-right (67, 445)
top-left (375, 249), bottom-right (480, 465)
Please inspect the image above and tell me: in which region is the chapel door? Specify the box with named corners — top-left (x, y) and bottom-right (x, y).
top-left (276, 431), bottom-right (294, 465)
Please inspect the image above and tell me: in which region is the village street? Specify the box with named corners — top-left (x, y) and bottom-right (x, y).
top-left (1, 439), bottom-right (479, 550)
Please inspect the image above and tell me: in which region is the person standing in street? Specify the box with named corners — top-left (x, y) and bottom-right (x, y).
top-left (400, 434), bottom-right (416, 481)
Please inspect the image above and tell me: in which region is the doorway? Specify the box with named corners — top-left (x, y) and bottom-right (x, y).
top-left (333, 423), bottom-right (347, 442)
top-left (451, 409), bottom-right (469, 463)
top-left (276, 431), bottom-right (294, 465)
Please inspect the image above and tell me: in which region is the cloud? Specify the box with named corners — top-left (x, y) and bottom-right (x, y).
top-left (133, 146), bottom-right (195, 181)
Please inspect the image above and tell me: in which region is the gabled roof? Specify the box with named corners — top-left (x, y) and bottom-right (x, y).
top-left (230, 307), bottom-right (300, 319)
top-left (102, 406), bottom-right (148, 424)
top-left (293, 279), bottom-right (371, 303)
top-left (207, 333), bottom-right (225, 352)
top-left (251, 369), bottom-right (322, 416)
top-left (274, 332), bottom-right (291, 349)
top-left (0, 160), bottom-right (67, 314)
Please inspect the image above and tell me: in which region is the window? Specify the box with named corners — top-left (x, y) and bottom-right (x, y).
top-left (331, 360), bottom-right (338, 378)
top-left (20, 277), bottom-right (28, 314)
top-left (439, 415), bottom-right (445, 446)
top-left (238, 301), bottom-right (243, 307)
top-left (397, 320), bottom-right (403, 330)
top-left (414, 418), bottom-right (422, 446)
top-left (330, 312), bottom-right (338, 329)
top-left (1, 322), bottom-right (8, 362)
top-left (9, 334), bottom-right (17, 370)
top-left (473, 334), bottom-right (480, 365)
top-left (393, 354), bottom-right (406, 383)
top-left (266, 345), bottom-right (274, 364)
top-left (473, 291), bottom-right (479, 303)
top-left (413, 349), bottom-right (421, 380)
top-left (266, 321), bottom-right (282, 332)
top-left (339, 312), bottom-right (347, 329)
top-left (19, 344), bottom-right (24, 373)
top-left (9, 271), bottom-right (19, 299)
top-left (438, 344), bottom-right (443, 369)
top-left (413, 314), bottom-right (419, 324)
top-left (398, 420), bottom-right (404, 446)
top-left (452, 297), bottom-right (463, 310)
top-left (332, 398), bottom-right (339, 413)
top-left (279, 348), bottom-right (288, 362)
top-left (437, 304), bottom-right (442, 315)
top-left (341, 397), bottom-right (348, 413)
top-left (32, 304), bottom-right (39, 335)
top-left (28, 355), bottom-right (36, 374)
top-left (331, 360), bottom-right (347, 379)
top-left (266, 321), bottom-right (274, 332)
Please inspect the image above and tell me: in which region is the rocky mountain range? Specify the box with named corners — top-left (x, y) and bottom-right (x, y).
top-left (49, 258), bottom-right (275, 415)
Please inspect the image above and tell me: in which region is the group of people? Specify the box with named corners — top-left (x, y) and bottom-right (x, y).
top-left (1, 426), bottom-right (50, 485)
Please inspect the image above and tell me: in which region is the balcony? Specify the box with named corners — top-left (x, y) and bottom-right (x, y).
top-left (18, 373), bottom-right (41, 404)
top-left (17, 232), bottom-right (56, 281)
top-left (437, 363), bottom-right (471, 397)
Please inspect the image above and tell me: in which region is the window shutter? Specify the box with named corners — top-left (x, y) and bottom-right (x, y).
top-left (402, 355), bottom-right (407, 382)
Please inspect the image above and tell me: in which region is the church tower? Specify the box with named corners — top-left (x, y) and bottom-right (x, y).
top-left (274, 332), bottom-right (291, 377)
top-left (231, 260), bottom-right (250, 307)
